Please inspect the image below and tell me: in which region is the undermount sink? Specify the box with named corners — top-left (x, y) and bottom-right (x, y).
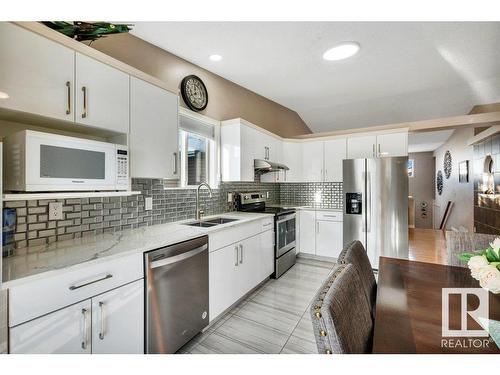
top-left (204, 217), bottom-right (240, 225)
top-left (183, 217), bottom-right (240, 227)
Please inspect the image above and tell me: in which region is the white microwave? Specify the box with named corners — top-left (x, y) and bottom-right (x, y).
top-left (3, 130), bottom-right (129, 192)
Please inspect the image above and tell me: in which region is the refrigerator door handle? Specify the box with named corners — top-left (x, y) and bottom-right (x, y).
top-left (366, 171), bottom-right (372, 233)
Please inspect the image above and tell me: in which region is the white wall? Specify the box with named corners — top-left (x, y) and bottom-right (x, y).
top-left (433, 127), bottom-right (474, 230)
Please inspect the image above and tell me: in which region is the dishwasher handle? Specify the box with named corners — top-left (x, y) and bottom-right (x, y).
top-left (149, 244), bottom-right (208, 269)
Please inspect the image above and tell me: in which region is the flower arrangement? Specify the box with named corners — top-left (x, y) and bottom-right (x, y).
top-left (459, 238), bottom-right (500, 294)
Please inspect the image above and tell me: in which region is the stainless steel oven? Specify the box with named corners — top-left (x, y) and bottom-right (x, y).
top-left (276, 213), bottom-right (296, 257)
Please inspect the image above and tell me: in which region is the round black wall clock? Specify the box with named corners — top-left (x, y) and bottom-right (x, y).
top-left (180, 75), bottom-right (208, 112)
top-left (437, 170), bottom-right (444, 195)
top-left (444, 151), bottom-right (452, 179)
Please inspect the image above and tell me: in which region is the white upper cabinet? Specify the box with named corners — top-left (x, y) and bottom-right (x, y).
top-left (0, 23), bottom-right (75, 122)
top-left (282, 142), bottom-right (303, 182)
top-left (376, 132), bottom-right (408, 157)
top-left (130, 77), bottom-right (179, 179)
top-left (75, 53), bottom-right (129, 133)
top-left (324, 138), bottom-right (347, 182)
top-left (347, 135), bottom-right (377, 159)
top-left (301, 141), bottom-right (324, 182)
top-left (347, 132), bottom-right (408, 159)
top-left (261, 134), bottom-right (284, 183)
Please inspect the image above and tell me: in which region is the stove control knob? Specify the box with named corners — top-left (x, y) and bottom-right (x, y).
top-left (244, 195), bottom-right (249, 199)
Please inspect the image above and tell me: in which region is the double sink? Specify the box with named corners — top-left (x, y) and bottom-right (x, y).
top-left (183, 217), bottom-right (240, 228)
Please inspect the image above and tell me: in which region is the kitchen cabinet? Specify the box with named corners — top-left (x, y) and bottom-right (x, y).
top-left (347, 132), bottom-right (408, 159)
top-left (209, 221), bottom-right (274, 320)
top-left (298, 210), bottom-right (316, 255)
top-left (281, 141), bottom-right (303, 182)
top-left (376, 132), bottom-right (408, 157)
top-left (75, 53), bottom-right (129, 133)
top-left (130, 77), bottom-right (179, 179)
top-left (10, 300), bottom-right (92, 354)
top-left (315, 220), bottom-right (343, 258)
top-left (0, 22), bottom-right (75, 122)
top-left (301, 141), bottom-right (324, 182)
top-left (9, 280), bottom-right (144, 354)
top-left (347, 135), bottom-right (378, 159)
top-left (261, 134), bottom-right (284, 183)
top-left (324, 138), bottom-right (347, 182)
top-left (91, 279), bottom-right (144, 354)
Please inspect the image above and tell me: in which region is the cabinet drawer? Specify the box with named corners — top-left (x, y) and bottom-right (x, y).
top-left (9, 253), bottom-right (143, 327)
top-left (260, 217), bottom-right (274, 232)
top-left (209, 220), bottom-right (265, 252)
top-left (316, 211), bottom-right (343, 222)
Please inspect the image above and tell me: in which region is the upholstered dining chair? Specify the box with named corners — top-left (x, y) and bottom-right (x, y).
top-left (337, 240), bottom-right (377, 319)
top-left (310, 263), bottom-right (374, 354)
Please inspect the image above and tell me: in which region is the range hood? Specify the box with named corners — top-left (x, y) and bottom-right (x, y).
top-left (254, 159), bottom-right (290, 173)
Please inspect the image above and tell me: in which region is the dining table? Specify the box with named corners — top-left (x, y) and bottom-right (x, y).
top-left (372, 256), bottom-right (500, 353)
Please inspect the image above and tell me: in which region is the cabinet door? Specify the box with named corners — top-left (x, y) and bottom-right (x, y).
top-left (324, 138), bottom-right (347, 182)
top-left (376, 132), bottom-right (408, 157)
top-left (75, 53), bottom-right (129, 133)
top-left (316, 220), bottom-right (343, 259)
top-left (347, 135), bottom-right (377, 159)
top-left (282, 141), bottom-right (303, 182)
top-left (10, 300), bottom-right (91, 354)
top-left (0, 23), bottom-right (75, 122)
top-left (301, 141), bottom-right (324, 182)
top-left (298, 210), bottom-right (316, 254)
top-left (130, 77), bottom-right (179, 178)
top-left (259, 230), bottom-right (275, 280)
top-left (209, 243), bottom-right (241, 320)
top-left (91, 280), bottom-right (144, 354)
top-left (238, 234), bottom-right (264, 295)
top-left (240, 125), bottom-right (260, 182)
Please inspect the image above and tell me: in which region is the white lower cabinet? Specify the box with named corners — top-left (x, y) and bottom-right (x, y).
top-left (315, 220), bottom-right (343, 258)
top-left (10, 300), bottom-right (92, 354)
top-left (299, 210), bottom-right (316, 255)
top-left (91, 280), bottom-right (144, 354)
top-left (9, 280), bottom-right (144, 354)
top-left (209, 228), bottom-right (274, 321)
top-left (298, 210), bottom-right (343, 259)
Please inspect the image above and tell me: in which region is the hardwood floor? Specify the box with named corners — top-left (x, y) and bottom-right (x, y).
top-left (408, 228), bottom-right (448, 265)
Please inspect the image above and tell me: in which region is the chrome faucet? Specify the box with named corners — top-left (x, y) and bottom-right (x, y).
top-left (196, 182), bottom-right (213, 220)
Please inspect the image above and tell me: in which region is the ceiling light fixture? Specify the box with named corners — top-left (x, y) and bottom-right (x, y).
top-left (323, 42), bottom-right (360, 61)
top-left (0, 91), bottom-right (9, 99)
top-left (209, 54), bottom-right (222, 62)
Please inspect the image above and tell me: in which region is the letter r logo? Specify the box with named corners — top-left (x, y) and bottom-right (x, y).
top-left (442, 288), bottom-right (489, 337)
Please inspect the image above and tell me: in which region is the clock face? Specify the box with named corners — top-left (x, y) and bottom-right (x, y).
top-left (181, 75), bottom-right (208, 111)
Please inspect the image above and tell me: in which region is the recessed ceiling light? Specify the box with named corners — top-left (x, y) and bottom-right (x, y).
top-left (323, 42), bottom-right (360, 61)
top-left (0, 91), bottom-right (9, 99)
top-left (209, 54), bottom-right (222, 62)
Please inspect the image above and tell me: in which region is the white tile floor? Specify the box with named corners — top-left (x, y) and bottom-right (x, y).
top-left (178, 257), bottom-right (336, 354)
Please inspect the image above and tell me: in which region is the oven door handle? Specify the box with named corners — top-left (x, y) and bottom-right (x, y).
top-left (276, 213), bottom-right (296, 224)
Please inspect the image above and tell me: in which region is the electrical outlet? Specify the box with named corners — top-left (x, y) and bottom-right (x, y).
top-left (145, 197), bottom-right (153, 211)
top-left (48, 202), bottom-right (63, 220)
top-left (227, 192), bottom-right (233, 203)
top-left (266, 191), bottom-right (270, 199)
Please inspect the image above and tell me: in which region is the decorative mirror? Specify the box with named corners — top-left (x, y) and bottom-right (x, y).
top-left (437, 170), bottom-right (444, 195)
top-left (444, 151), bottom-right (452, 179)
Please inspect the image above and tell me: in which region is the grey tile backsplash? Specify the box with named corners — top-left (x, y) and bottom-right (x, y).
top-left (3, 180), bottom-right (342, 251)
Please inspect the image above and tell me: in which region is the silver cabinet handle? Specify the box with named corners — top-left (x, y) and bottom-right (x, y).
top-left (65, 81), bottom-right (71, 115)
top-left (378, 143), bottom-right (381, 156)
top-left (235, 245), bottom-right (239, 266)
top-left (239, 244), bottom-right (243, 264)
top-left (69, 274), bottom-right (113, 290)
top-left (172, 152), bottom-right (178, 175)
top-left (372, 144), bottom-right (375, 158)
top-left (98, 302), bottom-right (105, 340)
top-left (81, 308), bottom-right (89, 350)
top-left (81, 86), bottom-right (87, 118)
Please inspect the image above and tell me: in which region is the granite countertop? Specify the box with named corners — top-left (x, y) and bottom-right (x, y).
top-left (2, 212), bottom-right (273, 289)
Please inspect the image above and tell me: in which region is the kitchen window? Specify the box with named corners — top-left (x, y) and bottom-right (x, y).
top-left (179, 111), bottom-right (219, 188)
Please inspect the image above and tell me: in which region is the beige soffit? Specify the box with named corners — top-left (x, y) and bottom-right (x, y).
top-left (12, 21), bottom-right (177, 95)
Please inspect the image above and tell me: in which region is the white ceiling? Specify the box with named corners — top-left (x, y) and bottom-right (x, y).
top-left (408, 129), bottom-right (455, 153)
top-left (131, 22), bottom-right (500, 133)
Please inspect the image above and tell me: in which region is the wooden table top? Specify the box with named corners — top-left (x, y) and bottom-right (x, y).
top-left (372, 257), bottom-right (500, 354)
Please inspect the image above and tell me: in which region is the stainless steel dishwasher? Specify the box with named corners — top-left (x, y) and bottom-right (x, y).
top-left (144, 235), bottom-right (209, 354)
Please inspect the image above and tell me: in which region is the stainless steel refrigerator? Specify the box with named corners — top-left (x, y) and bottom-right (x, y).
top-left (343, 157), bottom-right (409, 269)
